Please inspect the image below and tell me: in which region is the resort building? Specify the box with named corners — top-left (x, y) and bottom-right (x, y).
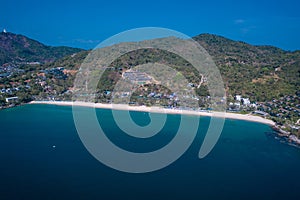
top-left (235, 95), bottom-right (242, 101)
top-left (122, 71), bottom-right (152, 85)
top-left (5, 96), bottom-right (18, 103)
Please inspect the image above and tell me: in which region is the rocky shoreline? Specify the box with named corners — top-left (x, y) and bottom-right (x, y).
top-left (272, 125), bottom-right (300, 146)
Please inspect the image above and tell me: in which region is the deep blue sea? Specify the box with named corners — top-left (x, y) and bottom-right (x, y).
top-left (0, 104), bottom-right (299, 200)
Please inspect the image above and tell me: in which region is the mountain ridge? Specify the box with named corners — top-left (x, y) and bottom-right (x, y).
top-left (0, 31), bottom-right (299, 102)
top-left (0, 31), bottom-right (83, 65)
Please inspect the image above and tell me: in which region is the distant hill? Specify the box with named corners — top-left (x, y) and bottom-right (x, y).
top-left (46, 33), bottom-right (299, 102)
top-left (0, 31), bottom-right (83, 65)
top-left (3, 32), bottom-right (297, 103)
top-left (194, 33), bottom-right (291, 67)
top-left (193, 34), bottom-right (300, 101)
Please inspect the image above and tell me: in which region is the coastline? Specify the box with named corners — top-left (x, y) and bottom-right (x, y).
top-left (29, 101), bottom-right (276, 126)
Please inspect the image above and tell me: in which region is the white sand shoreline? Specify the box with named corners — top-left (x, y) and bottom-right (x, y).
top-left (29, 101), bottom-right (276, 126)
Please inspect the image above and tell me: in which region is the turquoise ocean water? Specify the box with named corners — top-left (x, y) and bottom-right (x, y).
top-left (0, 104), bottom-right (299, 199)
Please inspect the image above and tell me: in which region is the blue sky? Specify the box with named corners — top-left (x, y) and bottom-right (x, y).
top-left (1, 0), bottom-right (300, 50)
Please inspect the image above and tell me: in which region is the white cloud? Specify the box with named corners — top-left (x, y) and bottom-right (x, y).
top-left (74, 39), bottom-right (101, 44)
top-left (234, 19), bottom-right (245, 24)
top-left (240, 26), bottom-right (256, 34)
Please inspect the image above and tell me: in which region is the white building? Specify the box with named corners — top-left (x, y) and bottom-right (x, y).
top-left (250, 103), bottom-right (257, 108)
top-left (5, 96), bottom-right (18, 103)
top-left (235, 95), bottom-right (242, 101)
top-left (234, 102), bottom-right (241, 107)
top-left (242, 98), bottom-right (251, 105)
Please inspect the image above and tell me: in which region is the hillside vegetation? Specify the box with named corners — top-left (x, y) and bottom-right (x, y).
top-left (1, 32), bottom-right (299, 104)
top-left (194, 34), bottom-right (299, 101)
top-left (0, 32), bottom-right (82, 65)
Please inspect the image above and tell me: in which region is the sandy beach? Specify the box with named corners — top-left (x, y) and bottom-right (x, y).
top-left (29, 101), bottom-right (276, 126)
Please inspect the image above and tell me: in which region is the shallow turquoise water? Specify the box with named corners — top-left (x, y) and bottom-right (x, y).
top-left (0, 104), bottom-right (299, 199)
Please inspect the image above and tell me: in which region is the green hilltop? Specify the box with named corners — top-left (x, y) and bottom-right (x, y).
top-left (193, 34), bottom-right (299, 102)
top-left (0, 32), bottom-right (299, 105)
top-left (0, 31), bottom-right (82, 65)
top-left (47, 33), bottom-right (299, 103)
